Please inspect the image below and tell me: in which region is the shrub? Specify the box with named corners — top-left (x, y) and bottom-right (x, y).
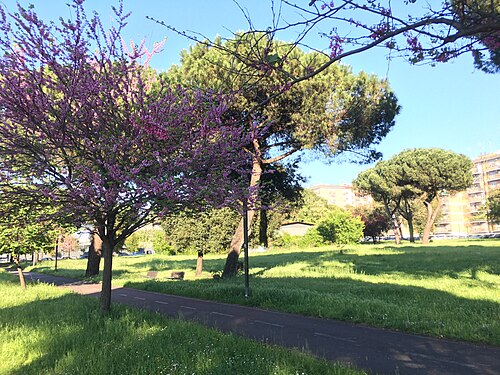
top-left (317, 210), bottom-right (364, 246)
top-left (273, 228), bottom-right (326, 248)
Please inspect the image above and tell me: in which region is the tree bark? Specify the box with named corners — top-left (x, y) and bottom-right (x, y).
top-left (85, 234), bottom-right (102, 277)
top-left (32, 251), bottom-right (38, 266)
top-left (383, 203), bottom-right (401, 245)
top-left (100, 236), bottom-right (113, 313)
top-left (196, 250), bottom-right (203, 277)
top-left (14, 255), bottom-right (26, 289)
top-left (392, 215), bottom-right (402, 244)
top-left (222, 156), bottom-right (263, 278)
top-left (408, 218), bottom-right (415, 243)
top-left (259, 209), bottom-right (269, 248)
top-left (422, 196), bottom-right (441, 244)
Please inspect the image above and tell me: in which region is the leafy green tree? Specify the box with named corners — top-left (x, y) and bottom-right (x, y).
top-left (287, 190), bottom-right (335, 225)
top-left (162, 208), bottom-right (240, 275)
top-left (353, 161), bottom-right (404, 244)
top-left (486, 189), bottom-right (500, 224)
top-left (391, 149), bottom-right (473, 244)
top-left (255, 162), bottom-right (304, 248)
top-left (0, 204), bottom-right (59, 287)
top-left (0, 211), bottom-right (55, 257)
top-left (124, 228), bottom-right (171, 254)
top-left (166, 35), bottom-right (400, 276)
top-left (162, 208), bottom-right (239, 255)
top-left (316, 209), bottom-right (364, 247)
top-left (451, 0), bottom-right (500, 73)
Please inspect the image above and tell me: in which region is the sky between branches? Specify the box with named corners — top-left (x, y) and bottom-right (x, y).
top-left (2, 0), bottom-right (498, 185)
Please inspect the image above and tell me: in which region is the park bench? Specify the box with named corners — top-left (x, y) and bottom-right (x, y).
top-left (145, 271), bottom-right (184, 280)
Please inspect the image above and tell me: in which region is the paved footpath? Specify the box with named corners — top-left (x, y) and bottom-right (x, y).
top-left (17, 271), bottom-right (500, 375)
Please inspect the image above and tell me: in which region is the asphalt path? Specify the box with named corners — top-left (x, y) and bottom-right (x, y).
top-left (12, 270), bottom-right (500, 375)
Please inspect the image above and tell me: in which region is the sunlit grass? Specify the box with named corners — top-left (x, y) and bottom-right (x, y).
top-left (29, 239), bottom-right (500, 345)
top-left (0, 271), bottom-right (363, 375)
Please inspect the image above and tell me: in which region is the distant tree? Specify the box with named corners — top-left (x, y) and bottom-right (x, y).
top-left (124, 227), bottom-right (171, 254)
top-left (59, 233), bottom-right (79, 258)
top-left (0, 204), bottom-right (58, 287)
top-left (163, 208), bottom-right (240, 255)
top-left (389, 149), bottom-right (473, 244)
top-left (353, 161), bottom-right (404, 244)
top-left (162, 208), bottom-right (240, 276)
top-left (352, 204), bottom-right (391, 244)
top-left (166, 36), bottom-right (400, 277)
top-left (256, 162), bottom-right (304, 248)
top-left (316, 208), bottom-right (364, 247)
top-left (287, 190), bottom-right (336, 224)
top-left (0, 1), bottom-right (250, 311)
top-left (486, 189), bottom-right (500, 224)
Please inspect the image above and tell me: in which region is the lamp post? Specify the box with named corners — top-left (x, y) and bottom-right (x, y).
top-left (243, 199), bottom-right (250, 298)
top-left (54, 235), bottom-right (59, 271)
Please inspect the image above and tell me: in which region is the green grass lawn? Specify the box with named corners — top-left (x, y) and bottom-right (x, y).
top-left (0, 271), bottom-right (362, 375)
top-left (28, 239), bottom-right (500, 345)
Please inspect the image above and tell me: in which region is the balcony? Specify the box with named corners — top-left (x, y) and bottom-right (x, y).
top-left (487, 174), bottom-right (500, 183)
top-left (468, 197), bottom-right (485, 204)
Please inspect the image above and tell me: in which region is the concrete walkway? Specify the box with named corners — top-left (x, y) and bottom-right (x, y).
top-left (16, 271), bottom-right (500, 375)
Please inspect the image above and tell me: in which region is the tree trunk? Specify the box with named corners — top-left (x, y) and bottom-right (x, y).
top-left (408, 217), bottom-right (415, 243)
top-left (196, 250), bottom-right (203, 277)
top-left (422, 202), bottom-right (433, 244)
top-left (85, 234), bottom-right (102, 277)
top-left (100, 236), bottom-right (113, 313)
top-left (259, 209), bottom-right (268, 248)
top-left (391, 214), bottom-right (401, 245)
top-left (14, 255), bottom-right (26, 289)
top-left (422, 196), bottom-right (441, 244)
top-left (32, 251), bottom-right (38, 266)
top-left (222, 157), bottom-right (263, 278)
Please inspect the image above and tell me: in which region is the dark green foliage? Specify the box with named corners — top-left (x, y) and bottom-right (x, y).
top-left (166, 35), bottom-right (399, 164)
top-left (256, 162), bottom-right (305, 247)
top-left (354, 148), bottom-right (474, 243)
top-left (316, 209), bottom-right (365, 246)
top-left (162, 208), bottom-right (240, 254)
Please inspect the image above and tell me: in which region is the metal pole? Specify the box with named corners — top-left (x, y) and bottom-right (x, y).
top-left (54, 235), bottom-right (59, 271)
top-left (243, 199), bottom-right (250, 298)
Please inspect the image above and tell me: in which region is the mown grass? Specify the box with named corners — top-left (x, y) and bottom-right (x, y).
top-left (0, 270), bottom-right (363, 375)
top-left (29, 239), bottom-right (500, 345)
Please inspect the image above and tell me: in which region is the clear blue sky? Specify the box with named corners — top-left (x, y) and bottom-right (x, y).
top-left (2, 0), bottom-right (499, 186)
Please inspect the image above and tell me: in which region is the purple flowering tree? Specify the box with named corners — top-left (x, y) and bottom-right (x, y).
top-left (0, 1), bottom-right (250, 311)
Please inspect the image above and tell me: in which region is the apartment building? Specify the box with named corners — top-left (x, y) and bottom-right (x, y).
top-left (309, 183), bottom-right (372, 209)
top-left (465, 152), bottom-right (500, 234)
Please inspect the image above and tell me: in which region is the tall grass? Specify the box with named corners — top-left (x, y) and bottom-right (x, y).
top-left (0, 271), bottom-right (362, 375)
top-left (29, 240), bottom-right (500, 345)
